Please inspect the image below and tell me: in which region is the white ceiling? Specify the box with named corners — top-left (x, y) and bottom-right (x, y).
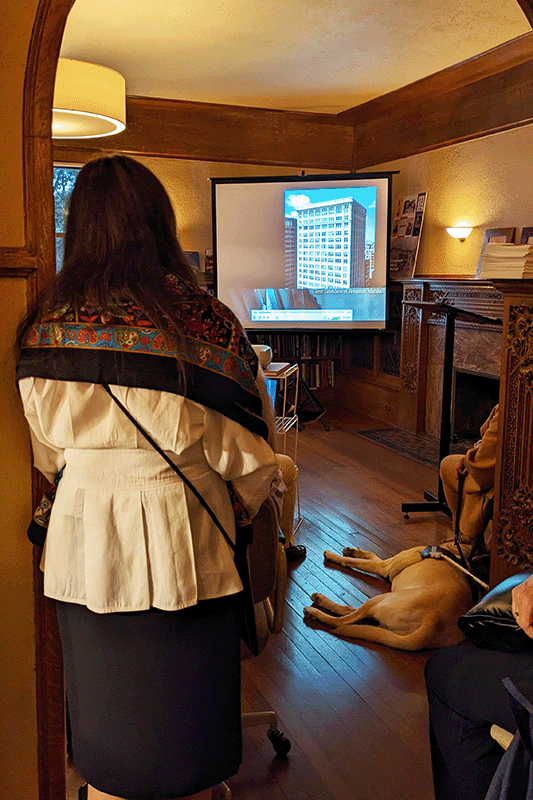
top-left (60, 0), bottom-right (531, 114)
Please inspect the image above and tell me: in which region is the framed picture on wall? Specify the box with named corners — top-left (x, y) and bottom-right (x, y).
top-left (389, 191), bottom-right (427, 280)
top-left (183, 251), bottom-right (200, 271)
top-left (476, 227), bottom-right (515, 276)
top-left (520, 228), bottom-right (533, 245)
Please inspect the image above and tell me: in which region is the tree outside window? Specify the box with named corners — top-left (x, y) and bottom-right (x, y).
top-left (53, 166), bottom-right (79, 270)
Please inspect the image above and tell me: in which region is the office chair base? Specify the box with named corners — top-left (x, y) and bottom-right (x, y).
top-left (267, 727), bottom-right (291, 757)
top-left (242, 711), bottom-right (291, 757)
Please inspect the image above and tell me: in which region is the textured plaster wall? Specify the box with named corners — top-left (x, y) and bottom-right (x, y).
top-left (140, 125), bottom-right (533, 280)
top-left (1, 0), bottom-right (39, 247)
top-left (0, 279), bottom-right (37, 799)
top-left (373, 123), bottom-right (533, 276)
top-left (138, 157), bottom-right (335, 270)
top-left (0, 2), bottom-right (40, 798)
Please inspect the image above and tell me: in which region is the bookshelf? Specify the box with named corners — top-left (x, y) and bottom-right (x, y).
top-left (248, 332), bottom-right (342, 390)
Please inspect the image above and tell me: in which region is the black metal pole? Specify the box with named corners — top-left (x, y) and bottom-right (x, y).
top-left (437, 309), bottom-right (456, 505)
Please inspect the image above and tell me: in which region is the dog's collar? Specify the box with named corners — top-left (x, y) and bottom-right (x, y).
top-left (421, 546), bottom-right (483, 602)
top-left (421, 545), bottom-right (465, 566)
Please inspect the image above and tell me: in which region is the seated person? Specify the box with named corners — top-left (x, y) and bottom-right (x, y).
top-left (257, 367), bottom-right (305, 562)
top-left (425, 574), bottom-right (533, 800)
top-left (276, 452), bottom-right (303, 560)
top-left (440, 405), bottom-right (498, 540)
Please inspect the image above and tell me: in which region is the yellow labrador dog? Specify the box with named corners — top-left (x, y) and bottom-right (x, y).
top-left (303, 542), bottom-right (477, 651)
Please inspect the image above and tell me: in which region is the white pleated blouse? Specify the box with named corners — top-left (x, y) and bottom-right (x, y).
top-left (18, 378), bottom-right (279, 613)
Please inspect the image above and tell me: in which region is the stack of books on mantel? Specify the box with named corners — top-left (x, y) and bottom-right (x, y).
top-left (478, 242), bottom-right (533, 279)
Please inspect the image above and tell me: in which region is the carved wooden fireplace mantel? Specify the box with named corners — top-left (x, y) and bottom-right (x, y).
top-left (398, 276), bottom-right (533, 584)
top-left (491, 280), bottom-right (533, 583)
top-left (398, 278), bottom-right (504, 433)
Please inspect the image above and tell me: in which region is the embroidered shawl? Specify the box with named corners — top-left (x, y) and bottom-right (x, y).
top-left (17, 273), bottom-right (267, 440)
top-left (17, 275), bottom-right (267, 545)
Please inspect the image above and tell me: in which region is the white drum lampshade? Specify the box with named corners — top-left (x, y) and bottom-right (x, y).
top-left (52, 59), bottom-right (126, 139)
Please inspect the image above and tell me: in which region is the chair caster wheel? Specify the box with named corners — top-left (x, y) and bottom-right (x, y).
top-left (403, 513), bottom-right (409, 519)
top-left (268, 728), bottom-right (291, 757)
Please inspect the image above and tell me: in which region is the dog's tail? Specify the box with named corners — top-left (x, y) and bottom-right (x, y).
top-left (329, 617), bottom-right (455, 651)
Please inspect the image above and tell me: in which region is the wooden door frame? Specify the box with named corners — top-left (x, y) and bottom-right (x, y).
top-left (15, 2), bottom-right (533, 798)
top-left (21, 3), bottom-right (75, 800)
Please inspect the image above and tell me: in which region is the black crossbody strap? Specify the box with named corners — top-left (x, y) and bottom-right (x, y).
top-left (102, 382), bottom-right (236, 553)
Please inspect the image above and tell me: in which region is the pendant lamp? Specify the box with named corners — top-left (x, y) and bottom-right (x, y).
top-left (52, 58), bottom-right (126, 139)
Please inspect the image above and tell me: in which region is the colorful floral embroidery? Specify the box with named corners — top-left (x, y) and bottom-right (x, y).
top-left (22, 275), bottom-right (260, 395)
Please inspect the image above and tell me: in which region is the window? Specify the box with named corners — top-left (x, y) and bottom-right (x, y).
top-left (53, 165), bottom-right (80, 270)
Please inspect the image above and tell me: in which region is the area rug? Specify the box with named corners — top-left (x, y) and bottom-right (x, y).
top-left (356, 427), bottom-right (468, 468)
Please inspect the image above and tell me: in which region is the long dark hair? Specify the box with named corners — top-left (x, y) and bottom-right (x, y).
top-left (17, 154), bottom-right (199, 351)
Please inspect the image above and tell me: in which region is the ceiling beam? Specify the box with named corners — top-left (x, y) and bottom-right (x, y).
top-left (54, 96), bottom-right (354, 171)
top-left (516, 0), bottom-right (533, 26)
top-left (338, 32), bottom-right (533, 125)
top-left (336, 33), bottom-right (533, 169)
top-left (54, 32), bottom-right (533, 174)
top-left (350, 57), bottom-right (533, 169)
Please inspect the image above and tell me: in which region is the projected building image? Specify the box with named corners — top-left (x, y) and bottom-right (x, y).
top-left (284, 188), bottom-right (376, 290)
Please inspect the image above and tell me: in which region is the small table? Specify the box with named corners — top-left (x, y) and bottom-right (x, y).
top-left (263, 362), bottom-right (299, 459)
top-left (264, 362), bottom-right (302, 534)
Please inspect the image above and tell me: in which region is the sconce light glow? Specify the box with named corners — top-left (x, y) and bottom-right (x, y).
top-left (446, 225), bottom-right (473, 243)
top-left (52, 59), bottom-right (126, 139)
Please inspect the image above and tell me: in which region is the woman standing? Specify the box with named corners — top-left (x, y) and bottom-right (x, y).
top-left (17, 155), bottom-right (281, 800)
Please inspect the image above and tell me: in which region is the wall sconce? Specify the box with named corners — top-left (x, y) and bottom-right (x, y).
top-left (446, 224), bottom-right (473, 243)
top-left (52, 59), bottom-right (126, 139)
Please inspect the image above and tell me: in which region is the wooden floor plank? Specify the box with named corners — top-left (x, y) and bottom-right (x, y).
top-left (234, 410), bottom-right (454, 800)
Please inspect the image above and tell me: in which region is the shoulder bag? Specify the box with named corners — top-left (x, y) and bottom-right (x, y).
top-left (102, 383), bottom-right (260, 655)
top-left (458, 572), bottom-right (533, 653)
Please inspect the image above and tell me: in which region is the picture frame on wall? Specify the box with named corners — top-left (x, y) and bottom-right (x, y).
top-left (520, 228), bottom-right (533, 245)
top-left (183, 250), bottom-right (200, 271)
top-left (476, 227), bottom-right (515, 276)
top-left (389, 191), bottom-right (427, 280)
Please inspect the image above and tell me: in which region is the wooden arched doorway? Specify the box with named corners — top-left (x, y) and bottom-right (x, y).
top-left (22, 2), bottom-right (76, 799)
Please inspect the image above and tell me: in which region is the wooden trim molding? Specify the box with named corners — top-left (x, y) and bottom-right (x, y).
top-left (350, 55), bottom-right (533, 168)
top-left (516, 0), bottom-right (533, 26)
top-left (398, 283), bottom-right (428, 432)
top-left (338, 33), bottom-right (533, 125)
top-left (53, 95), bottom-right (355, 170)
top-left (334, 33), bottom-right (533, 168)
top-left (490, 281), bottom-right (533, 584)
top-left (23, 3), bottom-right (76, 800)
top-left (24, 0), bottom-right (75, 275)
top-left (398, 279), bottom-right (504, 435)
top-left (52, 35), bottom-right (533, 175)
top-left (0, 248), bottom-right (38, 275)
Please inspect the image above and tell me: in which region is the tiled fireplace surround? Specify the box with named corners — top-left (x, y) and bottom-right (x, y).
top-left (399, 280), bottom-right (504, 440)
top-left (399, 278), bottom-right (533, 584)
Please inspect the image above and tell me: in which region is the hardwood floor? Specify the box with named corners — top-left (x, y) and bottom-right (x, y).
top-left (230, 409), bottom-right (453, 800)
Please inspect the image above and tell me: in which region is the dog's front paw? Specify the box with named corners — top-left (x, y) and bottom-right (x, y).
top-left (324, 550), bottom-right (340, 563)
top-left (343, 547), bottom-right (363, 558)
top-left (303, 606), bottom-right (314, 619)
top-left (310, 592), bottom-right (324, 604)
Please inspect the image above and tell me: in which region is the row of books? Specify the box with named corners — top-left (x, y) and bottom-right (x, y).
top-left (478, 243), bottom-right (533, 279)
top-left (249, 333), bottom-right (343, 359)
top-left (300, 359), bottom-right (336, 389)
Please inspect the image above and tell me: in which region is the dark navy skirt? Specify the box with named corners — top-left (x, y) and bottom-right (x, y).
top-left (56, 594), bottom-right (242, 799)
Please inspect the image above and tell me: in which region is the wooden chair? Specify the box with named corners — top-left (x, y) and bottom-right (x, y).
top-left (77, 498), bottom-right (290, 800)
top-left (219, 498), bottom-right (290, 799)
top-left (241, 497), bottom-right (290, 753)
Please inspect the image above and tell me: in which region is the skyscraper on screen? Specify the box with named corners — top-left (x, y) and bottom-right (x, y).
top-left (286, 197), bottom-right (367, 290)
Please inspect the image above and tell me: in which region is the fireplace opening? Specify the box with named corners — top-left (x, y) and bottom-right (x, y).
top-left (452, 368), bottom-right (499, 446)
